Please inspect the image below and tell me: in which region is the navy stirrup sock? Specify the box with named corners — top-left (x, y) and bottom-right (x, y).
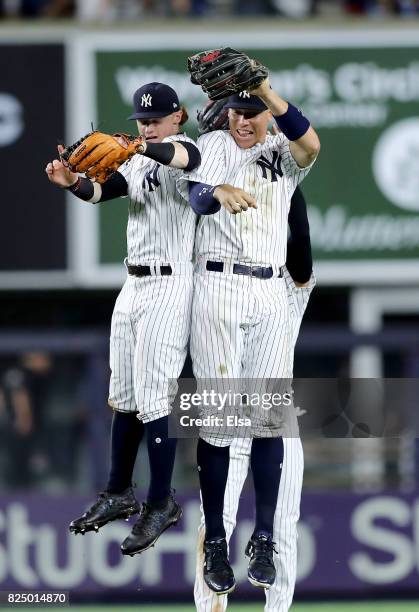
top-left (144, 416), bottom-right (177, 508)
top-left (106, 411), bottom-right (144, 494)
top-left (251, 437), bottom-right (284, 537)
top-left (197, 438), bottom-right (230, 540)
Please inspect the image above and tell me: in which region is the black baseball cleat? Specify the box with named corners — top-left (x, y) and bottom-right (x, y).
top-left (203, 537), bottom-right (236, 595)
top-left (69, 487), bottom-right (140, 535)
top-left (245, 533), bottom-right (277, 589)
top-left (120, 493), bottom-right (182, 556)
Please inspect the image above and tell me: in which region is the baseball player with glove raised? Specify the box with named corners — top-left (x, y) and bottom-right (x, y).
top-left (45, 82), bottom-right (202, 555)
top-left (185, 48), bottom-right (320, 595)
top-left (194, 98), bottom-right (315, 611)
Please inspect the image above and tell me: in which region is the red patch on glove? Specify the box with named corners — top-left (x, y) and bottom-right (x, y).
top-left (200, 50), bottom-right (221, 63)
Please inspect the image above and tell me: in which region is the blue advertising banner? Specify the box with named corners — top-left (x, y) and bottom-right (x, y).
top-left (0, 492), bottom-right (418, 599)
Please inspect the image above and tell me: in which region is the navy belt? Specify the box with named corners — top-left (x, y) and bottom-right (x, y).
top-left (127, 264), bottom-right (172, 277)
top-left (206, 261), bottom-right (282, 279)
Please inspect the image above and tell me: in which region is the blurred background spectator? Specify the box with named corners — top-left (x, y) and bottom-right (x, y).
top-left (76, 0), bottom-right (141, 21)
top-left (0, 351), bottom-right (88, 492)
top-left (0, 0), bottom-right (74, 17)
top-left (0, 0), bottom-right (418, 19)
top-left (0, 359), bottom-right (34, 488)
top-left (0, 352), bottom-right (52, 489)
top-left (345, 0), bottom-right (419, 15)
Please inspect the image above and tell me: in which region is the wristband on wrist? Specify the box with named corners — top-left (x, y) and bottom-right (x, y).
top-left (274, 103), bottom-right (310, 141)
top-left (65, 176), bottom-right (95, 201)
top-left (188, 181), bottom-right (221, 215)
top-left (66, 177), bottom-right (81, 192)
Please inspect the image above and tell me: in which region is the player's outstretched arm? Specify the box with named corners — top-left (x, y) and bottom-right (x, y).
top-left (250, 79), bottom-right (320, 168)
top-left (214, 184), bottom-right (257, 215)
top-left (143, 141), bottom-right (201, 171)
top-left (45, 145), bottom-right (129, 203)
top-left (171, 141), bottom-right (201, 170)
top-left (188, 181), bottom-right (257, 215)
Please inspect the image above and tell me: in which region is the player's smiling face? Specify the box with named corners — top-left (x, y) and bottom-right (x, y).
top-left (137, 111), bottom-right (182, 143)
top-left (228, 109), bottom-right (271, 149)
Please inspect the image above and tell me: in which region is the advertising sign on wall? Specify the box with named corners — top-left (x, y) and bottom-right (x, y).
top-left (1, 493), bottom-right (418, 598)
top-left (78, 31), bottom-right (419, 285)
top-left (0, 44), bottom-right (67, 275)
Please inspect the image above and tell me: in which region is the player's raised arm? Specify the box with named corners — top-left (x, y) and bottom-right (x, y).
top-left (250, 78), bottom-right (320, 169)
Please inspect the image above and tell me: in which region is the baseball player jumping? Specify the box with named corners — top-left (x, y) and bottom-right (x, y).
top-left (193, 101), bottom-right (315, 612)
top-left (185, 67), bottom-right (320, 595)
top-left (45, 82), bottom-right (201, 556)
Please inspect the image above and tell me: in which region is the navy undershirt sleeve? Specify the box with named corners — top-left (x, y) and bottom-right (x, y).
top-left (180, 141), bottom-right (201, 171)
top-left (100, 171), bottom-right (129, 201)
top-left (143, 142), bottom-right (175, 166)
top-left (188, 181), bottom-right (221, 215)
top-left (286, 186), bottom-right (313, 283)
top-left (66, 171), bottom-right (128, 202)
top-left (143, 141), bottom-right (201, 171)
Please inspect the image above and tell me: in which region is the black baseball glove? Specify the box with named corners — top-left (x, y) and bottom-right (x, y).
top-left (188, 47), bottom-right (268, 101)
top-left (197, 99), bottom-right (229, 134)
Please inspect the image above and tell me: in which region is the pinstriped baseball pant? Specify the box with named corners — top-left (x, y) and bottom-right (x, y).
top-left (108, 265), bottom-right (193, 422)
top-left (191, 267), bottom-right (291, 446)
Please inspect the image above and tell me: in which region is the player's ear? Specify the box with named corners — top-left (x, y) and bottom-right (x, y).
top-left (179, 106), bottom-right (189, 125)
top-left (172, 110), bottom-right (183, 126)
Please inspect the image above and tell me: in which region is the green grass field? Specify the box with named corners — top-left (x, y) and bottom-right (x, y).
top-left (45, 603), bottom-right (419, 612)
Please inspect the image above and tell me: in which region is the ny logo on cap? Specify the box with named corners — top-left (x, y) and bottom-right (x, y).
top-left (239, 91), bottom-right (251, 99)
top-left (141, 94), bottom-right (152, 107)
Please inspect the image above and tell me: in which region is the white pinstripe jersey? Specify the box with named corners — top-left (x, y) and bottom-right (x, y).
top-left (118, 133), bottom-right (197, 265)
top-left (186, 130), bottom-right (315, 266)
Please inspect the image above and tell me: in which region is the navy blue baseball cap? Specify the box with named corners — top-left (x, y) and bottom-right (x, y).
top-left (128, 82), bottom-right (180, 120)
top-left (224, 91), bottom-right (268, 113)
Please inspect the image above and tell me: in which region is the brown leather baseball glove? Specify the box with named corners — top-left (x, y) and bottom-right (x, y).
top-left (60, 131), bottom-right (146, 183)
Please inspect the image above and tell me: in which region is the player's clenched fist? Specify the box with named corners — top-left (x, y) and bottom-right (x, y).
top-left (45, 145), bottom-right (78, 188)
top-left (213, 184), bottom-right (257, 215)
